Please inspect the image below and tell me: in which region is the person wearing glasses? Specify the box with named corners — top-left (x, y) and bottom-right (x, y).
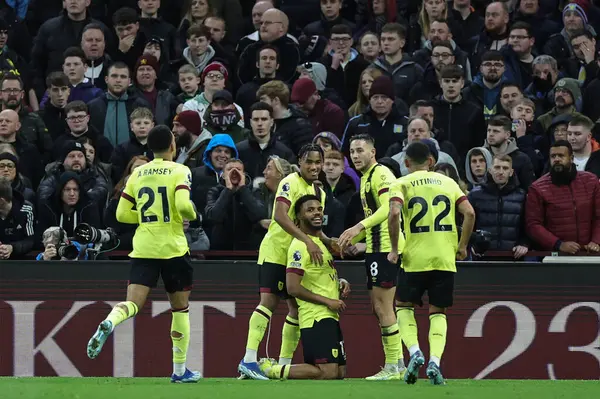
top-left (463, 50), bottom-right (507, 120)
top-left (409, 40), bottom-right (458, 104)
top-left (52, 101), bottom-right (113, 164)
top-left (0, 150), bottom-right (35, 205)
top-left (501, 22), bottom-right (537, 90)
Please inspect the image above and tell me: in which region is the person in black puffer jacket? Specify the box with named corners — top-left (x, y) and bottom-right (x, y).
top-left (468, 155), bottom-right (529, 258)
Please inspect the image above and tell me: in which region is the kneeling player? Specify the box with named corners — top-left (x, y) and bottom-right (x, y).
top-left (388, 142), bottom-right (475, 385)
top-left (259, 195), bottom-right (349, 380)
top-left (86, 126), bottom-right (201, 383)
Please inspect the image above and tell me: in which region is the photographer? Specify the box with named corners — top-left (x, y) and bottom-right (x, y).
top-left (36, 226), bottom-right (92, 261)
top-left (0, 180), bottom-right (35, 260)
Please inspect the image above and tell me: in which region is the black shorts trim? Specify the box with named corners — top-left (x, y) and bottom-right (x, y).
top-left (365, 253), bottom-right (399, 289)
top-left (396, 269), bottom-right (454, 308)
top-left (129, 255), bottom-right (193, 293)
top-left (258, 262), bottom-right (289, 299)
top-left (301, 318), bottom-right (346, 366)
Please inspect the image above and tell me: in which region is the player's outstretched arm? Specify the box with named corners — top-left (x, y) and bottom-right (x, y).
top-left (457, 198), bottom-right (476, 260)
top-left (287, 272), bottom-right (345, 312)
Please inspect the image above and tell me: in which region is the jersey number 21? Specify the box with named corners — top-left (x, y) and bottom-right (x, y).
top-left (138, 186), bottom-right (170, 223)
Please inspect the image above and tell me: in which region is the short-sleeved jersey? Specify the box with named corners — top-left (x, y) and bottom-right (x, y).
top-left (360, 163), bottom-right (404, 253)
top-left (390, 170), bottom-right (467, 273)
top-left (121, 158), bottom-right (192, 259)
top-left (286, 236), bottom-right (338, 329)
top-left (258, 173), bottom-right (326, 266)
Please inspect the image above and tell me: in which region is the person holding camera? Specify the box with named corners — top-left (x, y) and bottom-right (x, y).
top-left (35, 171), bottom-right (101, 247)
top-left (36, 226), bottom-right (90, 261)
top-left (0, 179), bottom-right (35, 260)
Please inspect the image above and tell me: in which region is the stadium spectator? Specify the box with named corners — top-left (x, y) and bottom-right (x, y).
top-left (512, 0), bottom-right (560, 50)
top-left (238, 8), bottom-right (301, 84)
top-left (291, 78), bottom-right (345, 137)
top-left (303, 0), bottom-right (355, 37)
top-left (36, 171), bottom-right (102, 245)
top-left (191, 134), bottom-right (238, 223)
top-left (205, 159), bottom-right (268, 250)
top-left (201, 89), bottom-right (249, 144)
top-left (463, 50), bottom-right (507, 120)
top-left (525, 55), bottom-right (560, 117)
top-left (409, 39), bottom-right (457, 104)
top-left (0, 109), bottom-right (42, 186)
top-left (502, 21), bottom-right (536, 89)
top-left (342, 75), bottom-right (408, 158)
top-left (313, 131), bottom-right (360, 188)
top-left (175, 65), bottom-right (202, 108)
top-left (548, 114), bottom-right (572, 144)
top-left (566, 29), bottom-right (599, 87)
top-left (81, 23), bottom-right (111, 91)
top-left (468, 2), bottom-right (510, 75)
top-left (434, 162), bottom-right (468, 194)
top-left (111, 7), bottom-right (148, 73)
top-left (256, 80), bottom-right (313, 155)
top-left (320, 24), bottom-right (369, 107)
top-left (76, 136), bottom-right (111, 182)
top-left (1, 73), bottom-right (52, 160)
top-left (357, 31), bottom-right (380, 63)
top-left (406, 0), bottom-right (464, 54)
top-left (354, 0), bottom-right (400, 36)
top-left (567, 115), bottom-right (600, 175)
top-left (132, 54), bottom-right (178, 126)
top-left (137, 0), bottom-right (179, 63)
top-left (536, 78), bottom-right (584, 135)
top-left (38, 72), bottom-right (69, 140)
top-left (31, 0), bottom-right (110, 98)
top-left (0, 17), bottom-right (36, 109)
top-left (206, 0), bottom-right (243, 45)
top-left (204, 16), bottom-right (227, 45)
top-left (511, 98), bottom-right (545, 175)
top-left (237, 102), bottom-right (295, 180)
top-left (320, 149), bottom-right (356, 206)
top-left (372, 23), bottom-right (424, 104)
top-left (53, 101), bottom-right (113, 164)
top-left (104, 155), bottom-right (149, 250)
top-left (142, 36), bottom-right (177, 90)
top-left (348, 67), bottom-right (382, 118)
top-left (468, 154), bottom-right (529, 258)
top-left (236, 45), bottom-right (280, 123)
top-left (465, 147), bottom-right (493, 190)
top-left (0, 151), bottom-right (35, 204)
top-left (451, 0), bottom-right (484, 49)
top-left (0, 178), bottom-right (34, 259)
top-left (175, 24), bottom-right (221, 75)
top-left (174, 110), bottom-right (212, 169)
top-left (57, 47), bottom-right (103, 105)
top-left (526, 140), bottom-right (600, 253)
top-left (297, 61), bottom-right (345, 110)
top-left (37, 141), bottom-right (110, 210)
top-left (498, 83), bottom-right (524, 117)
top-left (177, 0), bottom-right (215, 49)
top-left (87, 62), bottom-right (151, 147)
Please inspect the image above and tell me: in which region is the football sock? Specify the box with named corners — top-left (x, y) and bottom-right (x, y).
top-left (171, 307), bottom-right (190, 376)
top-left (381, 324), bottom-right (400, 369)
top-left (429, 313), bottom-right (448, 362)
top-left (396, 312), bottom-right (406, 370)
top-left (244, 305), bottom-right (272, 363)
top-left (396, 307), bottom-right (419, 355)
top-left (279, 316), bottom-right (300, 364)
top-left (265, 364), bottom-right (291, 380)
top-left (105, 301), bottom-right (139, 329)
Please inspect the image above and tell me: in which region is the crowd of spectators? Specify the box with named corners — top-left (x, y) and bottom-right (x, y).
top-left (1, 0), bottom-right (600, 260)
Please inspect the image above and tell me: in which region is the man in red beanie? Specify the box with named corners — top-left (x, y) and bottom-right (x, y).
top-left (291, 78), bottom-right (345, 138)
top-left (341, 75), bottom-right (408, 158)
top-left (133, 54), bottom-right (179, 126)
top-left (173, 110), bottom-right (213, 168)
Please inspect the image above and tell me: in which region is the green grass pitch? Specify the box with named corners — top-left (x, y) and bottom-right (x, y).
top-left (1, 378), bottom-right (599, 399)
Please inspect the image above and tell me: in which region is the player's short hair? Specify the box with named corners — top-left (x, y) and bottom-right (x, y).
top-left (0, 179), bottom-right (12, 202)
top-left (325, 149), bottom-right (344, 161)
top-left (551, 140), bottom-right (573, 155)
top-left (178, 64), bottom-right (199, 76)
top-left (256, 80), bottom-right (290, 108)
top-left (294, 194), bottom-right (321, 216)
top-left (147, 125), bottom-right (173, 153)
top-left (440, 65), bottom-right (464, 80)
top-left (405, 141), bottom-right (431, 165)
top-left (46, 72), bottom-right (70, 89)
top-left (107, 61), bottom-right (130, 77)
top-left (63, 46), bottom-right (87, 63)
top-left (298, 143), bottom-right (324, 160)
top-left (349, 134), bottom-right (375, 146)
top-left (65, 100), bottom-right (88, 115)
top-left (381, 23), bottom-right (406, 39)
top-left (250, 101), bottom-right (274, 118)
top-left (569, 114), bottom-right (594, 131)
top-left (409, 100), bottom-right (433, 116)
top-left (130, 107), bottom-right (154, 121)
top-left (493, 154), bottom-right (513, 166)
top-left (187, 23), bottom-right (211, 40)
top-left (113, 7), bottom-right (139, 27)
top-left (488, 115), bottom-right (512, 132)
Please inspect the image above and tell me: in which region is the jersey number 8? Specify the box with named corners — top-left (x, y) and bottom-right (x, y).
top-left (407, 195), bottom-right (452, 234)
top-left (138, 186), bottom-right (170, 223)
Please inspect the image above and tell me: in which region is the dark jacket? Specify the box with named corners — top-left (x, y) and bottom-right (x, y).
top-left (209, 0), bottom-right (244, 44)
top-left (411, 39), bottom-right (472, 81)
top-left (468, 174), bottom-right (528, 250)
top-left (341, 104), bottom-right (408, 159)
top-left (501, 44), bottom-right (537, 89)
top-left (110, 135), bottom-right (154, 183)
top-left (87, 91), bottom-right (152, 145)
top-left (175, 130), bottom-right (213, 170)
top-left (463, 73), bottom-right (508, 120)
top-left (0, 189), bottom-right (34, 258)
top-left (17, 107), bottom-right (52, 163)
top-left (484, 139), bottom-right (535, 190)
top-left (371, 55), bottom-right (424, 103)
top-left (109, 30), bottom-right (148, 73)
top-left (52, 126), bottom-right (114, 164)
top-left (138, 17), bottom-right (179, 62)
top-left (7, 134), bottom-right (43, 187)
top-left (39, 79), bottom-right (104, 108)
top-left (513, 11), bottom-right (561, 51)
top-left (303, 13), bottom-right (356, 38)
top-left (450, 8), bottom-right (484, 48)
top-left (104, 196), bottom-right (136, 251)
top-left (582, 77), bottom-right (600, 125)
top-left (408, 63), bottom-right (443, 105)
top-left (542, 31), bottom-right (573, 72)
top-left (38, 102), bottom-right (67, 141)
top-left (321, 49), bottom-right (369, 108)
top-left (131, 86), bottom-right (179, 126)
top-left (406, 11), bottom-right (464, 54)
top-left (321, 172), bottom-right (356, 206)
top-left (235, 76), bottom-right (275, 125)
top-left (205, 182), bottom-right (267, 250)
top-left (37, 162), bottom-right (110, 210)
top-left (526, 169), bottom-right (600, 250)
top-left (31, 10), bottom-right (110, 96)
top-left (238, 35), bottom-right (301, 84)
top-left (12, 174), bottom-right (35, 205)
top-left (307, 98), bottom-right (346, 137)
top-left (468, 29), bottom-right (510, 77)
top-left (323, 191), bottom-right (345, 238)
top-left (431, 95), bottom-right (486, 159)
top-left (273, 106), bottom-right (315, 156)
top-left (237, 133), bottom-right (296, 180)
top-left (85, 55), bottom-right (111, 91)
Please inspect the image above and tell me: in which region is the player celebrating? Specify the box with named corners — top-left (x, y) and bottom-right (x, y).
top-left (388, 142), bottom-right (475, 385)
top-left (86, 125), bottom-right (201, 383)
top-left (239, 144), bottom-right (328, 380)
top-left (258, 194), bottom-right (350, 380)
top-left (338, 134), bottom-right (405, 380)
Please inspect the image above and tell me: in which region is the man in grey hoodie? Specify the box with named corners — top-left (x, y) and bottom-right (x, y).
top-left (465, 146), bottom-right (493, 190)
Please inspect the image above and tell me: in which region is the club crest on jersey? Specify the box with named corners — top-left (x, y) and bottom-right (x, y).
top-left (293, 250), bottom-right (302, 261)
top-left (282, 183), bottom-right (290, 192)
top-left (332, 349), bottom-right (338, 358)
top-left (278, 281), bottom-right (284, 291)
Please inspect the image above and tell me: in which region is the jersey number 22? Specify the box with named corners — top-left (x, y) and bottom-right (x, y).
top-left (407, 195), bottom-right (452, 233)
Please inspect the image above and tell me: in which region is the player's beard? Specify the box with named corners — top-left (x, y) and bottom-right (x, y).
top-left (550, 163), bottom-right (576, 185)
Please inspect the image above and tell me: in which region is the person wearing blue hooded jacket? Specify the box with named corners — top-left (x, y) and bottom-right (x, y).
top-left (191, 134), bottom-right (238, 223)
top-left (463, 50), bottom-right (508, 120)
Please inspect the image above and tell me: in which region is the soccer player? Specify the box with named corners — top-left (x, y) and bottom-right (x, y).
top-left (388, 141), bottom-right (475, 385)
top-left (239, 144), bottom-right (329, 380)
top-left (338, 134), bottom-right (405, 380)
top-left (86, 125), bottom-right (201, 383)
top-left (258, 194), bottom-right (350, 380)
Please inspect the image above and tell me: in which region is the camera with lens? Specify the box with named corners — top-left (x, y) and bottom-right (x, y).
top-left (470, 229), bottom-right (492, 256)
top-left (73, 223), bottom-right (117, 245)
top-left (55, 241), bottom-right (79, 260)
